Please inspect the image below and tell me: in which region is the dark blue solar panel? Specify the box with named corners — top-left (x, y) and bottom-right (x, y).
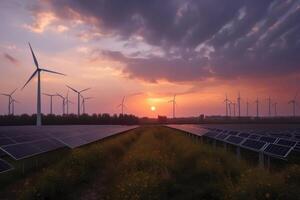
top-left (0, 138), bottom-right (15, 146)
top-left (226, 136), bottom-right (244, 145)
top-left (0, 159), bottom-right (13, 173)
top-left (238, 133), bottom-right (250, 138)
top-left (241, 139), bottom-right (266, 151)
top-left (215, 133), bottom-right (228, 140)
top-left (259, 136), bottom-right (277, 143)
top-left (264, 144), bottom-right (292, 158)
top-left (248, 134), bottom-right (260, 140)
top-left (228, 131), bottom-right (238, 135)
top-left (276, 139), bottom-right (297, 147)
top-left (204, 132), bottom-right (219, 138)
top-left (1, 143), bottom-right (41, 160)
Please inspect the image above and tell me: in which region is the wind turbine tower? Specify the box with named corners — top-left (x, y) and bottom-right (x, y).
top-left (237, 92), bottom-right (241, 117)
top-left (267, 96), bottom-right (271, 117)
top-left (224, 94), bottom-right (230, 117)
top-left (246, 99), bottom-right (249, 117)
top-left (1, 88), bottom-right (17, 115)
top-left (168, 95), bottom-right (177, 118)
top-left (255, 97), bottom-right (259, 118)
top-left (289, 92), bottom-right (298, 117)
top-left (23, 43), bottom-right (65, 126)
top-left (57, 93), bottom-right (66, 115)
top-left (81, 95), bottom-right (93, 114)
top-left (273, 102), bottom-right (277, 117)
top-left (11, 98), bottom-right (19, 116)
top-left (117, 96), bottom-right (126, 115)
top-left (67, 85), bottom-right (90, 117)
top-left (43, 93), bottom-right (57, 115)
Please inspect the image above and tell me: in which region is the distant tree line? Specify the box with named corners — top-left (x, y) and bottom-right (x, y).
top-left (0, 113), bottom-right (139, 126)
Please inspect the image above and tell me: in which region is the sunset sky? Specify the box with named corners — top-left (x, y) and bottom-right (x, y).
top-left (0, 0), bottom-right (300, 117)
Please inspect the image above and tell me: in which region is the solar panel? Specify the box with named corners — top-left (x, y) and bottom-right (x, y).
top-left (228, 131), bottom-right (238, 135)
top-left (0, 159), bottom-right (13, 173)
top-left (204, 131), bottom-right (219, 138)
top-left (215, 133), bottom-right (228, 141)
top-left (241, 139), bottom-right (266, 151)
top-left (259, 136), bottom-right (277, 143)
top-left (248, 134), bottom-right (260, 140)
top-left (238, 133), bottom-right (250, 138)
top-left (226, 136), bottom-right (244, 145)
top-left (0, 137), bottom-right (15, 146)
top-left (276, 139), bottom-right (297, 147)
top-left (264, 144), bottom-right (292, 158)
top-left (0, 143), bottom-right (42, 160)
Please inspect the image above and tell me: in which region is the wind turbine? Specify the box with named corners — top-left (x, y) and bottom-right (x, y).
top-left (1, 88), bottom-right (17, 115)
top-left (65, 89), bottom-right (73, 115)
top-left (117, 96), bottom-right (126, 115)
top-left (228, 102), bottom-right (232, 117)
top-left (254, 97), bottom-right (259, 118)
top-left (237, 92), bottom-right (241, 117)
top-left (43, 93), bottom-right (58, 115)
top-left (168, 94), bottom-right (176, 118)
top-left (66, 85), bottom-right (90, 116)
top-left (56, 93), bottom-right (66, 115)
top-left (224, 94), bottom-right (230, 117)
top-left (289, 92), bottom-right (298, 117)
top-left (267, 96), bottom-right (271, 117)
top-left (246, 99), bottom-right (250, 117)
top-left (232, 102), bottom-right (236, 117)
top-left (22, 43), bottom-right (65, 126)
top-left (10, 98), bottom-right (19, 116)
top-left (81, 95), bottom-right (93, 114)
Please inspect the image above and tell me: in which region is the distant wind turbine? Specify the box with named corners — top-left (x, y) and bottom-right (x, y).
top-left (65, 89), bottom-right (73, 115)
top-left (56, 93), bottom-right (66, 115)
top-left (117, 96), bottom-right (126, 115)
top-left (22, 43), bottom-right (65, 126)
top-left (237, 92), bottom-right (241, 117)
top-left (1, 88), bottom-right (17, 115)
top-left (10, 98), bottom-right (19, 116)
top-left (246, 99), bottom-right (250, 117)
top-left (67, 85), bottom-right (90, 116)
top-left (232, 102), bottom-right (236, 117)
top-left (289, 92), bottom-right (298, 117)
top-left (168, 94), bottom-right (176, 118)
top-left (254, 97), bottom-right (259, 118)
top-left (267, 96), bottom-right (272, 117)
top-left (43, 93), bottom-right (58, 115)
top-left (224, 94), bottom-right (230, 117)
top-left (81, 95), bottom-right (93, 114)
top-left (228, 102), bottom-right (232, 117)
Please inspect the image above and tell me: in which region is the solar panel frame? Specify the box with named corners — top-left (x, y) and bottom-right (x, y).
top-left (263, 143), bottom-right (293, 158)
top-left (276, 139), bottom-right (297, 147)
top-left (225, 135), bottom-right (245, 145)
top-left (0, 159), bottom-right (14, 174)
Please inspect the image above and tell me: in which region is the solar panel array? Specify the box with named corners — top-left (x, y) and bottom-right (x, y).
top-left (0, 125), bottom-right (138, 173)
top-left (167, 124), bottom-right (300, 159)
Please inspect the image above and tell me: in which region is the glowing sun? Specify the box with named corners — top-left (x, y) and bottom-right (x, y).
top-left (150, 106), bottom-right (156, 111)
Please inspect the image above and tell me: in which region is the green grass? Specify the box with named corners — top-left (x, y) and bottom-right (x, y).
top-left (1, 126), bottom-right (300, 200)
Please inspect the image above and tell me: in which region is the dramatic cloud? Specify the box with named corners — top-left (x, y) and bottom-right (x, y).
top-left (28, 0), bottom-right (300, 82)
top-left (3, 53), bottom-right (19, 64)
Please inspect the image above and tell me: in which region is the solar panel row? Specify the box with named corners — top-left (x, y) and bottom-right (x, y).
top-left (0, 159), bottom-right (13, 173)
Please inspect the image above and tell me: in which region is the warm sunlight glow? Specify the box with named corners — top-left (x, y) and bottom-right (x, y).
top-left (150, 106), bottom-right (156, 111)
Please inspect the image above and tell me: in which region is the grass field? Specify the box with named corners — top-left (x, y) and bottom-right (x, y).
top-left (1, 126), bottom-right (300, 200)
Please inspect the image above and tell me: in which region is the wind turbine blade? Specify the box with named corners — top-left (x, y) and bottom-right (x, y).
top-left (43, 93), bottom-right (50, 96)
top-left (80, 88), bottom-right (91, 93)
top-left (1, 93), bottom-right (10, 96)
top-left (56, 93), bottom-right (64, 99)
top-left (10, 88), bottom-right (18, 95)
top-left (28, 43), bottom-right (39, 68)
top-left (41, 69), bottom-right (66, 76)
top-left (66, 85), bottom-right (78, 93)
top-left (22, 70), bottom-right (38, 89)
top-left (85, 97), bottom-right (93, 100)
top-left (117, 104), bottom-right (122, 108)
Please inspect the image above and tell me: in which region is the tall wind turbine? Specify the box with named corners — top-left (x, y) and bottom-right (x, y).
top-left (11, 98), bottom-right (19, 116)
top-left (267, 96), bottom-right (271, 117)
top-left (168, 94), bottom-right (176, 118)
top-left (1, 88), bottom-right (17, 115)
top-left (255, 97), bottom-right (259, 118)
top-left (81, 96), bottom-right (93, 114)
top-left (237, 92), bottom-right (241, 117)
top-left (232, 102), bottom-right (236, 117)
top-left (289, 92), bottom-right (298, 117)
top-left (43, 93), bottom-right (57, 115)
top-left (224, 94), bottom-right (230, 117)
top-left (56, 93), bottom-right (66, 115)
top-left (66, 85), bottom-right (90, 116)
top-left (22, 43), bottom-right (65, 126)
top-left (228, 102), bottom-right (232, 117)
top-left (117, 96), bottom-right (126, 115)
